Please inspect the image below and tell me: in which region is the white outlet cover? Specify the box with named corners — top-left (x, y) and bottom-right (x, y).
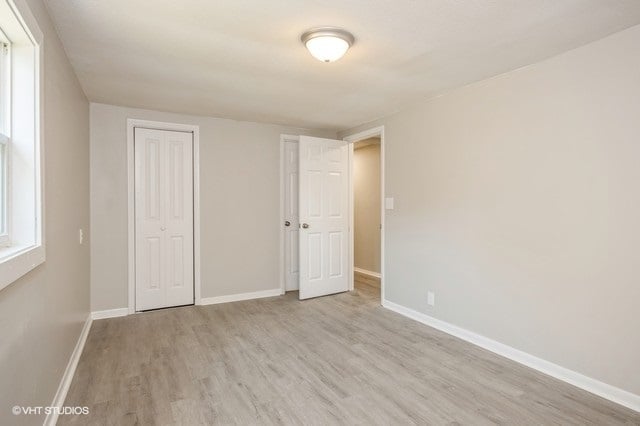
top-left (427, 291), bottom-right (435, 306)
top-left (385, 197), bottom-right (394, 210)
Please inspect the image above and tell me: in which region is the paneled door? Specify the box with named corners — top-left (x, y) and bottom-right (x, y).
top-left (284, 140), bottom-right (300, 291)
top-left (299, 136), bottom-right (349, 300)
top-left (134, 128), bottom-right (194, 311)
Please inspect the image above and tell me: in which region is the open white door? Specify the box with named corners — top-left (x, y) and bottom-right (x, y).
top-left (299, 136), bottom-right (350, 300)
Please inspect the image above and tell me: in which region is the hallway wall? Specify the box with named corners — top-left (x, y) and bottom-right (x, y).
top-left (353, 139), bottom-right (381, 274)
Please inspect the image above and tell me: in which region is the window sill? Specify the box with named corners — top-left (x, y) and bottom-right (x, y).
top-left (0, 244), bottom-right (45, 291)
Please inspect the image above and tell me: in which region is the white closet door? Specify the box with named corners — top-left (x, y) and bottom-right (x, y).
top-left (284, 140), bottom-right (300, 291)
top-left (135, 128), bottom-right (194, 311)
top-left (299, 136), bottom-right (349, 300)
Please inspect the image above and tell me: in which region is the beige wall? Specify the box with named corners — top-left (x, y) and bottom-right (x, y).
top-left (341, 25), bottom-right (640, 396)
top-left (354, 140), bottom-right (381, 273)
top-left (90, 103), bottom-right (334, 311)
top-left (0, 0), bottom-right (90, 424)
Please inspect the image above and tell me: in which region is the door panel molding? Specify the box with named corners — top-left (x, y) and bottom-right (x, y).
top-left (127, 119), bottom-right (201, 314)
top-left (280, 135), bottom-right (301, 292)
top-left (134, 127), bottom-right (193, 311)
top-left (299, 136), bottom-right (350, 300)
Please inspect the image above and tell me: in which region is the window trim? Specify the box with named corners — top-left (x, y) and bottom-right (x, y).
top-left (0, 133), bottom-right (9, 247)
top-left (0, 34), bottom-right (9, 133)
top-left (0, 37), bottom-right (11, 247)
top-left (0, 0), bottom-right (44, 292)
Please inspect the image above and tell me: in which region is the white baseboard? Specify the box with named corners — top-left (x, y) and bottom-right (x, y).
top-left (382, 299), bottom-right (640, 413)
top-left (91, 307), bottom-right (129, 320)
top-left (44, 314), bottom-right (93, 426)
top-left (354, 267), bottom-right (381, 279)
top-left (200, 288), bottom-right (282, 305)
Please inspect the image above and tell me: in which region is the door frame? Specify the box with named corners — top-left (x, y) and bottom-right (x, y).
top-left (279, 126), bottom-right (385, 304)
top-left (344, 126), bottom-right (385, 304)
top-left (127, 119), bottom-right (201, 314)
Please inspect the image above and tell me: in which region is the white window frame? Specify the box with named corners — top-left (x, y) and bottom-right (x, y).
top-left (0, 134), bottom-right (8, 248)
top-left (0, 34), bottom-right (10, 247)
top-left (0, 0), bottom-right (44, 291)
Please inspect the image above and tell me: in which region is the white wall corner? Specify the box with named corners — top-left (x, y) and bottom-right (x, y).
top-left (382, 299), bottom-right (640, 413)
top-left (44, 314), bottom-right (93, 426)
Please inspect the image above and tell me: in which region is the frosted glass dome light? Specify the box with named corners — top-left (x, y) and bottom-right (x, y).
top-left (301, 27), bottom-right (354, 63)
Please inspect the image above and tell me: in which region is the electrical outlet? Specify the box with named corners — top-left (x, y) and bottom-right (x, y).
top-left (427, 291), bottom-right (435, 306)
top-left (79, 229), bottom-right (84, 245)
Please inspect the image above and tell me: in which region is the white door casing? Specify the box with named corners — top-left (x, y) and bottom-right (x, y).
top-left (134, 128), bottom-right (194, 311)
top-left (284, 140), bottom-right (300, 291)
top-left (299, 136), bottom-right (350, 300)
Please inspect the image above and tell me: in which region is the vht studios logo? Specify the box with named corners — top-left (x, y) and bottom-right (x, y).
top-left (12, 406), bottom-right (89, 416)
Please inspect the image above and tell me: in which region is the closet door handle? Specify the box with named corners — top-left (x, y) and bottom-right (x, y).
top-left (284, 221), bottom-right (291, 227)
top-left (301, 223), bottom-right (309, 229)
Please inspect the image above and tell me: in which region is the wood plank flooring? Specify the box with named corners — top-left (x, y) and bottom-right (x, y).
top-left (60, 279), bottom-right (640, 425)
top-left (354, 270), bottom-right (380, 288)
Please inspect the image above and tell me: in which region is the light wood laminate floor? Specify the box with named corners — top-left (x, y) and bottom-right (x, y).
top-left (61, 279), bottom-right (639, 425)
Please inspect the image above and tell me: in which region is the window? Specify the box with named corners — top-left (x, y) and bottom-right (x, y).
top-left (0, 0), bottom-right (44, 291)
top-left (0, 35), bottom-right (10, 246)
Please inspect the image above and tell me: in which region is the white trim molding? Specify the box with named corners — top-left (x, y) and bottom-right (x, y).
top-left (126, 119), bottom-right (201, 314)
top-left (44, 315), bottom-right (92, 426)
top-left (91, 308), bottom-right (129, 320)
top-left (200, 288), bottom-right (282, 306)
top-left (354, 267), bottom-right (381, 279)
top-left (383, 299), bottom-right (640, 413)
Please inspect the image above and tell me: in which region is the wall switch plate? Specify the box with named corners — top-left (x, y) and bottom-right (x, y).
top-left (427, 291), bottom-right (435, 306)
top-left (385, 197), bottom-right (395, 210)
top-left (79, 229), bottom-right (84, 245)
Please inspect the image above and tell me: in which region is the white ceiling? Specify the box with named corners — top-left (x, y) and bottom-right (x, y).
top-left (44, 0), bottom-right (640, 131)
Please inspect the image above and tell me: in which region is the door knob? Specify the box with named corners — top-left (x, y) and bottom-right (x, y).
top-left (160, 226), bottom-right (166, 231)
top-left (284, 221), bottom-right (291, 227)
top-left (302, 223), bottom-right (309, 229)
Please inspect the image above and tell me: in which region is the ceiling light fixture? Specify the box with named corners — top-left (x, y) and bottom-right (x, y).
top-left (301, 27), bottom-right (354, 63)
